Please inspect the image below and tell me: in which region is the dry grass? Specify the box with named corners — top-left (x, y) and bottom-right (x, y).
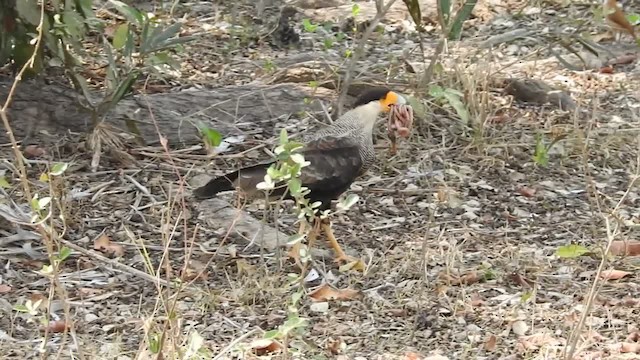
top-left (2, 0), bottom-right (640, 359)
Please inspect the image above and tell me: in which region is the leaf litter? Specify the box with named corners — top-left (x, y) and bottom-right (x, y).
top-left (2, 0), bottom-right (640, 359)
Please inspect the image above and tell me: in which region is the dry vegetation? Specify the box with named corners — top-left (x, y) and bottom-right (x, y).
top-left (2, 0), bottom-right (640, 359)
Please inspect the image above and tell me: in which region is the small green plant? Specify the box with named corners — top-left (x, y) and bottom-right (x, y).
top-left (401, 0), bottom-right (476, 40)
top-left (197, 124), bottom-right (223, 154)
top-left (264, 59), bottom-right (276, 73)
top-left (351, 4), bottom-right (361, 17)
top-left (428, 85), bottom-right (470, 124)
top-left (259, 275), bottom-right (309, 355)
top-left (302, 18), bottom-right (318, 33)
top-left (555, 244), bottom-right (591, 258)
top-left (533, 133), bottom-right (550, 167)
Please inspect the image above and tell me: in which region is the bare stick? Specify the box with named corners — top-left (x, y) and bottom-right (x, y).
top-left (335, 0), bottom-right (398, 116)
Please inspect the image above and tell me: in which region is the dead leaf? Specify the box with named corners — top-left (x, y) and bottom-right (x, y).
top-left (442, 271), bottom-right (481, 286)
top-left (326, 337), bottom-right (344, 355)
top-left (564, 312), bottom-right (579, 327)
top-left (609, 241), bottom-right (640, 256)
top-left (484, 334), bottom-right (497, 351)
top-left (0, 284), bottom-right (11, 294)
top-left (235, 259), bottom-right (255, 276)
top-left (600, 268), bottom-right (631, 280)
top-left (599, 66), bottom-right (614, 74)
top-left (389, 308), bottom-right (408, 317)
top-left (518, 332), bottom-right (561, 350)
top-left (29, 293), bottom-right (48, 310)
top-left (469, 293), bottom-right (485, 307)
top-left (585, 330), bottom-right (606, 342)
top-left (517, 186), bottom-right (536, 198)
top-left (405, 352), bottom-right (423, 360)
top-left (181, 259), bottom-right (209, 281)
top-left (507, 272), bottom-right (534, 288)
top-left (620, 342), bottom-right (640, 353)
top-left (23, 145), bottom-right (46, 158)
top-left (93, 233), bottom-right (125, 257)
top-left (250, 339), bottom-right (283, 355)
top-left (44, 320), bottom-right (69, 333)
top-left (308, 283), bottom-right (360, 302)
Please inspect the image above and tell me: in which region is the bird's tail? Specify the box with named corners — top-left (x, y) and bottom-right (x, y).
top-left (193, 162), bottom-right (273, 199)
top-left (192, 172), bottom-right (239, 199)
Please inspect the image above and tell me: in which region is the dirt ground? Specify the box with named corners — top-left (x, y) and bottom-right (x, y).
top-left (2, 0), bottom-right (640, 359)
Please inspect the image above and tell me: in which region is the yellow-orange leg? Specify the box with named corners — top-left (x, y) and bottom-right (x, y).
top-left (320, 218), bottom-right (366, 271)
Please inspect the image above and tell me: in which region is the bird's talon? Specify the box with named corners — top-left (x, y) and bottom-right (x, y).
top-left (335, 255), bottom-right (366, 271)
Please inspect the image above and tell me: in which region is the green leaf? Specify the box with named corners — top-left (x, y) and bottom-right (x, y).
top-left (290, 290), bottom-right (303, 306)
top-left (263, 330), bottom-right (280, 339)
top-left (286, 233), bottom-right (305, 246)
top-left (30, 194), bottom-right (39, 211)
top-left (448, 0), bottom-right (477, 40)
top-left (351, 4), bottom-right (361, 17)
top-left (402, 0), bottom-right (424, 32)
top-left (288, 178), bottom-right (302, 195)
top-left (279, 128), bottom-right (289, 145)
top-left (200, 127), bottom-right (222, 147)
top-left (436, 0), bottom-right (451, 28)
top-left (533, 134), bottom-right (549, 166)
top-left (112, 23), bottom-right (129, 49)
top-left (337, 193), bottom-right (359, 211)
top-left (62, 9), bottom-right (86, 40)
top-left (109, 0), bottom-right (144, 26)
top-left (280, 315), bottom-right (307, 335)
top-left (442, 91), bottom-right (469, 124)
top-left (406, 95), bottom-right (426, 119)
top-left (627, 13), bottom-right (640, 25)
top-left (50, 162), bottom-right (69, 176)
top-left (141, 22), bottom-right (184, 54)
top-left (58, 246), bottom-right (72, 261)
top-left (38, 197), bottom-right (51, 210)
top-left (16, 0), bottom-right (40, 26)
top-left (13, 304), bottom-right (29, 313)
top-left (302, 19), bottom-right (318, 32)
top-left (555, 244), bottom-right (590, 258)
top-left (428, 85), bottom-right (445, 98)
top-left (148, 333), bottom-right (161, 353)
top-left (0, 176), bottom-right (10, 189)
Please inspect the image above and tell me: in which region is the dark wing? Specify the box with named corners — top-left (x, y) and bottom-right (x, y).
top-left (193, 136), bottom-right (363, 207)
top-left (296, 136), bottom-right (363, 209)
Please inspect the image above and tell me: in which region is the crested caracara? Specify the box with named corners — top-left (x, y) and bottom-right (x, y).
top-left (194, 88), bottom-right (413, 267)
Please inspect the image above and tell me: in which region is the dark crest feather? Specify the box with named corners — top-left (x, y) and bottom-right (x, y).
top-left (352, 87), bottom-right (391, 108)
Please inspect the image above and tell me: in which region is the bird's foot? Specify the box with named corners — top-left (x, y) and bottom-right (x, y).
top-left (335, 254), bottom-right (366, 272)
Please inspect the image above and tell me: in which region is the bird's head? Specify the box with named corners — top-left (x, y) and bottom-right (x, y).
top-left (353, 87), bottom-right (407, 113)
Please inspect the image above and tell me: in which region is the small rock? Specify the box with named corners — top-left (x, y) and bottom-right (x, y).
top-left (467, 324), bottom-right (482, 333)
top-left (512, 320), bottom-right (529, 336)
top-left (85, 313), bottom-right (99, 323)
top-left (310, 302), bottom-right (329, 313)
top-left (506, 44), bottom-right (520, 55)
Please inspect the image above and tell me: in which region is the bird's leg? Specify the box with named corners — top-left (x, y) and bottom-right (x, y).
top-left (320, 217), bottom-right (365, 271)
